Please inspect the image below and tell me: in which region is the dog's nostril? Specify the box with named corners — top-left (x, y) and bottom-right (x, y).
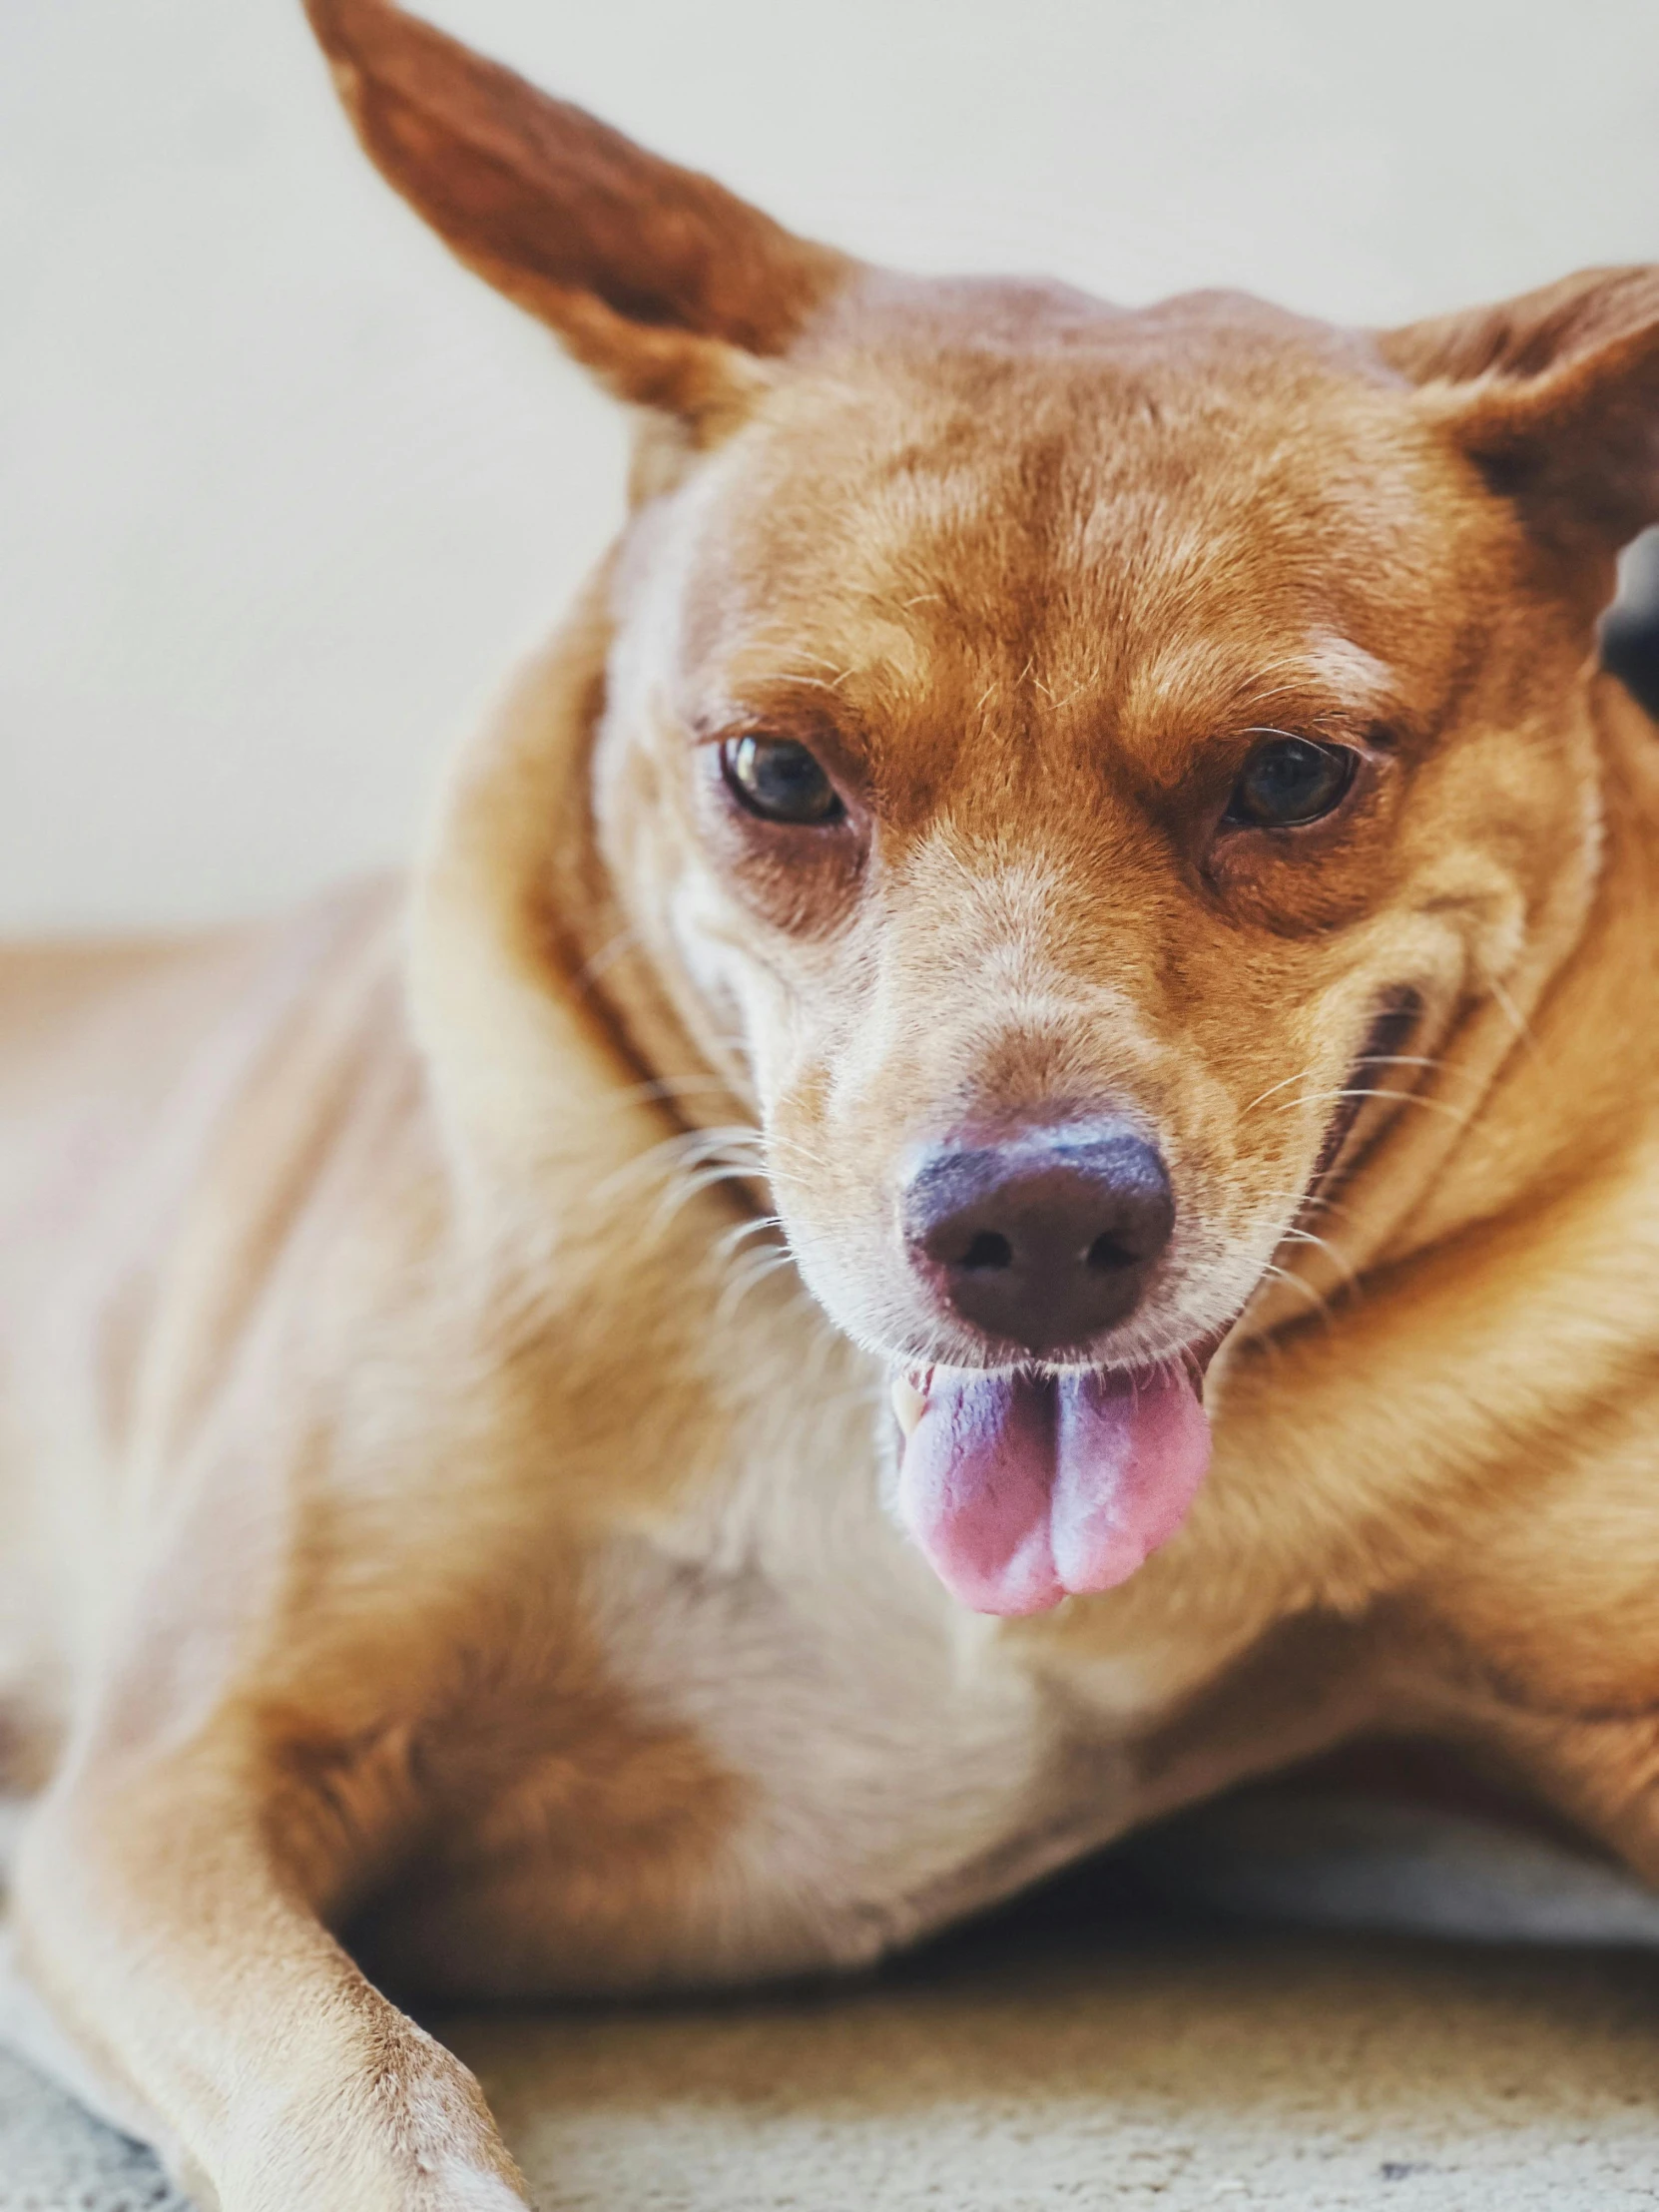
top-left (902, 1121), bottom-right (1175, 1356)
top-left (1086, 1234), bottom-right (1136, 1271)
top-left (960, 1230), bottom-right (1013, 1271)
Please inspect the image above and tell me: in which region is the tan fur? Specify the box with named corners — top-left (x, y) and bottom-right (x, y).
top-left (5, 1), bottom-right (1659, 2202)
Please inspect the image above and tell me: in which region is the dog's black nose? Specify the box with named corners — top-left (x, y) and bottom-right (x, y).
top-left (902, 1125), bottom-right (1174, 1356)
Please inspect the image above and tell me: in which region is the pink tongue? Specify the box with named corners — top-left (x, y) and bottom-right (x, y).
top-left (896, 1366), bottom-right (1212, 1616)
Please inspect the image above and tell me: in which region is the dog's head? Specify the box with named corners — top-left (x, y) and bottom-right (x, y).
top-left (309, 0), bottom-right (1659, 1614)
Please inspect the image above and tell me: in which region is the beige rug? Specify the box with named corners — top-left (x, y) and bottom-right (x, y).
top-left (6, 1852), bottom-right (1659, 2210)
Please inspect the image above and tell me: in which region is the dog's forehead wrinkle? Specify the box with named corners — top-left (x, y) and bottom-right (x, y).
top-left (729, 334), bottom-right (1404, 556)
top-left (662, 366), bottom-right (1450, 772)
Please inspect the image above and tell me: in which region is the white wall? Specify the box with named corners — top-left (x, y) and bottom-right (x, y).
top-left (4, 0), bottom-right (1657, 930)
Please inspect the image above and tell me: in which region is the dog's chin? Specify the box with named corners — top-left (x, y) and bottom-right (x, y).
top-left (884, 1347), bottom-right (1217, 1618)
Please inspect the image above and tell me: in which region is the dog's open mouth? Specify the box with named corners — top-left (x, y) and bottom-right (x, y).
top-left (881, 995), bottom-right (1428, 1618)
top-left (889, 1361), bottom-right (1212, 1616)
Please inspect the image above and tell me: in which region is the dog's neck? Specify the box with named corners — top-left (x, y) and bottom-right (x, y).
top-left (404, 569), bottom-right (759, 1266)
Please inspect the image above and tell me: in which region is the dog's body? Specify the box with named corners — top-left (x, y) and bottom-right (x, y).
top-left (5, 1), bottom-right (1659, 2204)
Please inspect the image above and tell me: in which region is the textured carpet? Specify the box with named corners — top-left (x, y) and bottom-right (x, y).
top-left (6, 1831), bottom-right (1659, 2210)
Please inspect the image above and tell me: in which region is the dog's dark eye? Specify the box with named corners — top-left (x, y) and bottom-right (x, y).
top-left (1224, 737), bottom-right (1357, 830)
top-left (721, 736), bottom-right (842, 825)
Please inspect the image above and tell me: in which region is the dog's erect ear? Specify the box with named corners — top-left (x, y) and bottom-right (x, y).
top-left (303, 0), bottom-right (852, 423)
top-left (1380, 268), bottom-right (1659, 560)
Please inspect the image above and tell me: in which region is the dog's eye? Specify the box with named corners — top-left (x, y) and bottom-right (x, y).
top-left (1223, 737), bottom-right (1357, 830)
top-left (721, 736), bottom-right (842, 825)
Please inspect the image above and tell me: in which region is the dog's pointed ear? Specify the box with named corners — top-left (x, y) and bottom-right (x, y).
top-left (1380, 268), bottom-right (1659, 561)
top-left (303, 0), bottom-right (852, 425)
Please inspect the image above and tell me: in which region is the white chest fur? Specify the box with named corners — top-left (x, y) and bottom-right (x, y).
top-left (590, 1360), bottom-right (1141, 1986)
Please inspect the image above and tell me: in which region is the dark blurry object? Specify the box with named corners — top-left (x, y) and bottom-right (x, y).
top-left (1601, 527), bottom-right (1659, 717)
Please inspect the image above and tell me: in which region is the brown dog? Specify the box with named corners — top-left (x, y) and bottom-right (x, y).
top-left (3, 0), bottom-right (1659, 2202)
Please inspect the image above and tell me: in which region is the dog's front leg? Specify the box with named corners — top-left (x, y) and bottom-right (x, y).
top-left (8, 1748), bottom-right (528, 2211)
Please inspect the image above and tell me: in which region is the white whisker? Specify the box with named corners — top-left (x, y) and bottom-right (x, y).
top-left (712, 1214), bottom-right (786, 1262)
top-left (1259, 1262), bottom-right (1337, 1332)
top-left (714, 1247), bottom-right (801, 1326)
top-left (1275, 1225), bottom-right (1360, 1295)
top-left (1241, 1064), bottom-right (1322, 1116)
top-left (1268, 1086), bottom-right (1475, 1132)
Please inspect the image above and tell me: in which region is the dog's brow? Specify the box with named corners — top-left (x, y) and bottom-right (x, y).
top-left (1118, 634), bottom-right (1402, 756)
top-left (689, 680), bottom-right (855, 733)
top-left (694, 651), bottom-right (918, 737)
top-left (1302, 636), bottom-right (1398, 705)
